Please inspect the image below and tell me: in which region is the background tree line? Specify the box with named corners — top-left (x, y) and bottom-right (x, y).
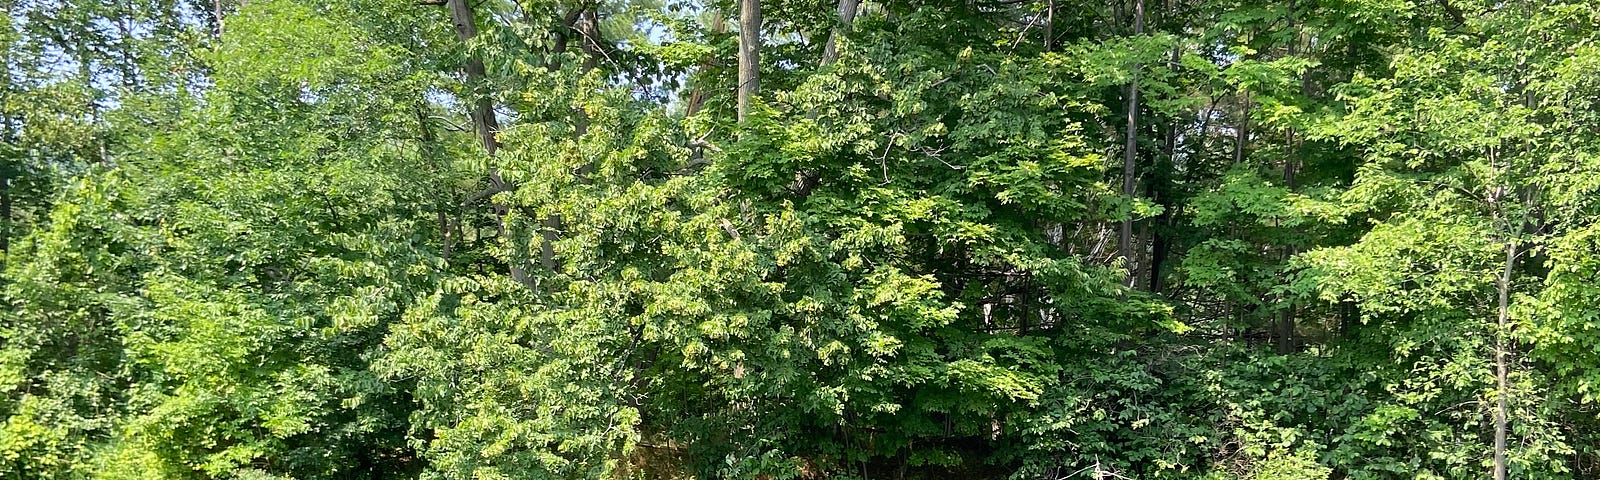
top-left (3, 0), bottom-right (1600, 478)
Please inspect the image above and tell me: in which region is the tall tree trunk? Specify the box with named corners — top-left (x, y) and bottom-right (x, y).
top-left (213, 0), bottom-right (225, 36)
top-left (685, 12), bottom-right (726, 117)
top-left (1274, 305), bottom-right (1295, 353)
top-left (1493, 232), bottom-right (1513, 480)
top-left (1043, 0), bottom-right (1054, 52)
top-left (1230, 94), bottom-right (1249, 325)
top-left (445, 0), bottom-right (532, 286)
top-left (414, 105), bottom-right (454, 262)
top-left (1148, 118), bottom-right (1175, 293)
top-left (447, 0), bottom-right (499, 156)
top-left (821, 0), bottom-right (859, 67)
top-left (1337, 299), bottom-right (1356, 336)
top-left (737, 0), bottom-right (761, 121)
top-left (1488, 146), bottom-right (1514, 480)
top-left (1118, 0), bottom-right (1144, 287)
top-left (0, 160), bottom-right (9, 255)
top-left (1148, 218), bottom-right (1165, 292)
top-left (1, 18), bottom-right (10, 255)
top-left (576, 8), bottom-right (602, 76)
top-left (539, 8), bottom-right (605, 272)
top-left (1275, 2), bottom-right (1302, 355)
top-left (1234, 94), bottom-right (1250, 164)
top-left (1275, 133), bottom-right (1299, 355)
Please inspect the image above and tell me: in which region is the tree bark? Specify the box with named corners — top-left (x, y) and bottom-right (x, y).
top-left (821, 0), bottom-right (860, 66)
top-left (685, 12), bottom-right (726, 118)
top-left (414, 105), bottom-right (453, 262)
top-left (446, 0), bottom-right (499, 156)
top-left (1487, 145), bottom-right (1514, 480)
top-left (1118, 0), bottom-right (1144, 288)
top-left (1493, 212), bottom-right (1514, 480)
top-left (444, 0), bottom-right (532, 286)
top-left (212, 0), bottom-right (225, 36)
top-left (1, 159), bottom-right (9, 255)
top-left (737, 0), bottom-right (761, 121)
top-left (1275, 135), bottom-right (1299, 354)
top-left (1234, 94), bottom-right (1250, 164)
top-left (1148, 119), bottom-right (1175, 293)
top-left (1043, 0), bottom-right (1054, 52)
top-left (1493, 234), bottom-right (1513, 480)
top-left (1273, 11), bottom-right (1301, 354)
top-left (576, 8), bottom-right (602, 75)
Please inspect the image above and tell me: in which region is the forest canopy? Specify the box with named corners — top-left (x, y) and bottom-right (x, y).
top-left (3, 0), bottom-right (1600, 478)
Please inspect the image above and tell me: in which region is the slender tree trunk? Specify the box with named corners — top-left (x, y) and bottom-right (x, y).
top-left (1493, 219), bottom-right (1515, 480)
top-left (74, 35), bottom-right (99, 125)
top-left (1487, 145), bottom-right (1514, 480)
top-left (1, 71), bottom-right (9, 254)
top-left (1337, 299), bottom-right (1355, 336)
top-left (536, 8), bottom-right (602, 273)
top-left (685, 12), bottom-right (726, 117)
top-left (1276, 18), bottom-right (1304, 354)
top-left (1118, 0), bottom-right (1144, 287)
top-left (1493, 233), bottom-right (1513, 480)
top-left (1148, 45), bottom-right (1181, 293)
top-left (1043, 0), bottom-right (1054, 52)
top-left (447, 0), bottom-right (498, 156)
top-left (1276, 131), bottom-right (1298, 354)
top-left (114, 17), bottom-right (139, 86)
top-left (1, 161), bottom-right (9, 255)
top-left (414, 105), bottom-right (453, 262)
top-left (1148, 221), bottom-right (1165, 292)
top-left (737, 0), bottom-right (761, 121)
top-left (821, 0), bottom-right (859, 67)
top-left (1149, 119), bottom-right (1175, 293)
top-left (1229, 99), bottom-right (1249, 325)
top-left (1234, 94), bottom-right (1250, 164)
top-left (213, 0), bottom-right (225, 36)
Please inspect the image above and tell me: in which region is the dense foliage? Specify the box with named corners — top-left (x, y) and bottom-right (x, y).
top-left (4, 0), bottom-right (1600, 478)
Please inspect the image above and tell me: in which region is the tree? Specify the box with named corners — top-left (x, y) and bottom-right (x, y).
top-left (737, 0), bottom-right (761, 122)
top-left (7, 0), bottom-right (1600, 478)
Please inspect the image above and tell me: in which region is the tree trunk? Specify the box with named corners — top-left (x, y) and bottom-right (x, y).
top-left (542, 8), bottom-right (605, 272)
top-left (577, 8), bottom-right (602, 75)
top-left (1043, 0), bottom-right (1054, 52)
top-left (212, 0), bottom-right (225, 36)
top-left (1273, 11), bottom-right (1301, 354)
top-left (1, 84), bottom-right (9, 255)
top-left (446, 0), bottom-right (499, 156)
top-left (1337, 299), bottom-right (1355, 336)
top-left (1488, 146), bottom-right (1514, 480)
top-left (1, 161), bottom-right (9, 255)
top-left (737, 0), bottom-right (761, 121)
top-left (445, 0), bottom-right (532, 286)
top-left (685, 12), bottom-right (726, 117)
top-left (821, 0), bottom-right (860, 67)
top-left (414, 105), bottom-right (453, 262)
top-left (1234, 94), bottom-right (1250, 164)
top-left (1493, 235), bottom-right (1513, 480)
top-left (1148, 118), bottom-right (1175, 293)
top-left (1276, 131), bottom-right (1299, 354)
top-left (1118, 0), bottom-right (1144, 288)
